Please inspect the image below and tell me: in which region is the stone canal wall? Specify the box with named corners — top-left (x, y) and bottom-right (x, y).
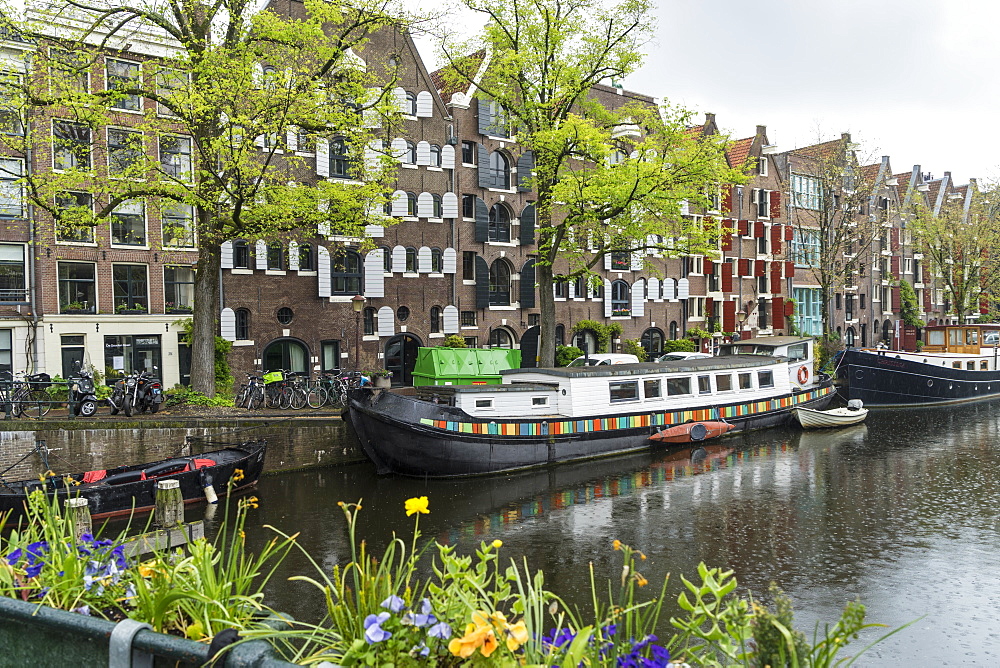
top-left (0, 416), bottom-right (367, 481)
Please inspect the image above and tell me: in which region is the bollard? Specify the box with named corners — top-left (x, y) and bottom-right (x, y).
top-left (64, 497), bottom-right (92, 538)
top-left (154, 479), bottom-right (183, 528)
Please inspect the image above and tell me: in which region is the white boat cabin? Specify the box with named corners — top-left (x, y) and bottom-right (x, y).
top-left (414, 337), bottom-right (819, 419)
top-left (862, 324), bottom-right (1000, 371)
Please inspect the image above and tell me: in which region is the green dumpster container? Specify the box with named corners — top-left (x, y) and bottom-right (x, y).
top-left (411, 347), bottom-right (521, 386)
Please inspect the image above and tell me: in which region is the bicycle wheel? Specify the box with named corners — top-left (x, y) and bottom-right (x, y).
top-left (290, 388), bottom-right (307, 409)
top-left (264, 386), bottom-right (280, 408)
top-left (234, 384), bottom-right (249, 409)
top-left (306, 386), bottom-right (327, 409)
top-left (25, 389), bottom-right (51, 418)
top-left (277, 386), bottom-right (293, 409)
top-left (247, 386), bottom-right (264, 410)
top-left (8, 389), bottom-right (25, 418)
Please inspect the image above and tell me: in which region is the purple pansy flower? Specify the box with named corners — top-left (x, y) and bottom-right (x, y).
top-left (428, 621), bottom-right (452, 640)
top-left (380, 594), bottom-right (405, 613)
top-left (364, 612), bottom-right (392, 644)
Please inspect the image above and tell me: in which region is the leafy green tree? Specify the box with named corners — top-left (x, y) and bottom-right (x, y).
top-left (439, 0), bottom-right (743, 366)
top-left (898, 279), bottom-right (922, 327)
top-left (910, 183), bottom-right (1000, 323)
top-left (3, 0), bottom-right (403, 395)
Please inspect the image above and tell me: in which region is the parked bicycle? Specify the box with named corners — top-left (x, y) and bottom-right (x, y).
top-left (234, 372), bottom-right (266, 410)
top-left (0, 371), bottom-right (53, 418)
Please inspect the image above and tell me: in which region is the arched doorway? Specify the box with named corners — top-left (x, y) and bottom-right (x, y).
top-left (882, 320), bottom-right (892, 345)
top-left (383, 334), bottom-right (422, 386)
top-left (262, 338), bottom-right (309, 374)
top-left (489, 327), bottom-right (517, 348)
top-left (640, 328), bottom-right (665, 358)
top-left (845, 326), bottom-right (856, 347)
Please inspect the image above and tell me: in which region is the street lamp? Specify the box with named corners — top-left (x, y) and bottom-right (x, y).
top-left (352, 294), bottom-right (366, 369)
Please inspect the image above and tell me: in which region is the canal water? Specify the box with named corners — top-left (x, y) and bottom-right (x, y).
top-left (221, 401), bottom-right (1000, 666)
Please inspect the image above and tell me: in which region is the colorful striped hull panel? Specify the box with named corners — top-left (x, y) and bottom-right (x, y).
top-left (419, 385), bottom-right (835, 436)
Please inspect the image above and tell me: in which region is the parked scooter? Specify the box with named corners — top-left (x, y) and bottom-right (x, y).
top-left (119, 367), bottom-right (164, 417)
top-left (67, 362), bottom-right (98, 417)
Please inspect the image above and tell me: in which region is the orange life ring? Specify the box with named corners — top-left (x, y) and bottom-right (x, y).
top-left (797, 365), bottom-right (810, 384)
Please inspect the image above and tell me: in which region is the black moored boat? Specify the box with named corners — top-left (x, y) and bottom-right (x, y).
top-left (0, 440), bottom-right (266, 522)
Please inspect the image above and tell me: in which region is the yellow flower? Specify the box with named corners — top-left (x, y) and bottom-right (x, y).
top-left (505, 619), bottom-right (529, 651)
top-left (492, 539), bottom-right (503, 549)
top-left (612, 539), bottom-right (622, 551)
top-left (449, 623), bottom-right (489, 658)
top-left (404, 496), bottom-right (429, 516)
top-left (635, 573), bottom-right (648, 587)
top-left (480, 630), bottom-right (499, 657)
top-left (232, 469), bottom-right (245, 482)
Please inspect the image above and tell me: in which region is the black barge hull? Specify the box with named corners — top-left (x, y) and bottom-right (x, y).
top-left (838, 348), bottom-right (1000, 407)
top-left (348, 383), bottom-right (835, 478)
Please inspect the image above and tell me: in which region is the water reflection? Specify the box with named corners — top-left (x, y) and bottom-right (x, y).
top-left (232, 402), bottom-right (1000, 666)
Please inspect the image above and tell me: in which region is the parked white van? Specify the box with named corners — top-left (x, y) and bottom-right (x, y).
top-left (566, 353), bottom-right (640, 367)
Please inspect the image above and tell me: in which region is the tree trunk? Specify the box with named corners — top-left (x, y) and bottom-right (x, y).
top-left (537, 262), bottom-right (556, 367)
top-left (191, 217), bottom-right (221, 397)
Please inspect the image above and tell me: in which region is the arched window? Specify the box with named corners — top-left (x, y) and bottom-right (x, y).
top-left (489, 328), bottom-right (515, 348)
top-left (267, 241), bottom-right (283, 270)
top-left (429, 144), bottom-right (441, 166)
top-left (489, 259), bottom-right (512, 306)
top-left (404, 91), bottom-right (417, 116)
top-left (405, 247), bottom-right (417, 272)
top-left (611, 280), bottom-right (630, 316)
top-left (592, 279), bottom-right (604, 299)
top-left (331, 250), bottom-right (362, 294)
top-left (555, 324), bottom-right (565, 347)
top-left (574, 276), bottom-right (587, 298)
top-left (363, 307), bottom-right (376, 335)
top-left (232, 240), bottom-right (249, 268)
top-left (641, 328), bottom-right (664, 356)
top-left (406, 191), bottom-right (417, 216)
top-left (432, 194), bottom-right (443, 218)
top-left (846, 326), bottom-right (856, 347)
top-left (430, 306), bottom-right (442, 333)
top-left (380, 246), bottom-right (392, 273)
top-left (235, 308), bottom-right (250, 340)
top-left (489, 203), bottom-right (511, 242)
top-left (298, 243), bottom-right (313, 270)
top-left (262, 339), bottom-right (308, 375)
top-left (329, 137), bottom-right (351, 178)
top-left (609, 147), bottom-right (627, 166)
top-left (669, 321), bottom-right (679, 339)
top-left (489, 151), bottom-right (510, 189)
top-left (430, 248), bottom-right (443, 273)
top-left (404, 140), bottom-right (417, 164)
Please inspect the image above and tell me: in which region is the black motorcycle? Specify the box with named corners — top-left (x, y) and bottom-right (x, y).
top-left (67, 363), bottom-right (98, 417)
top-left (118, 368), bottom-right (164, 416)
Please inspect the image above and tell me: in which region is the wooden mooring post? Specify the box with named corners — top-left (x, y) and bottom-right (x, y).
top-left (61, 482), bottom-right (205, 558)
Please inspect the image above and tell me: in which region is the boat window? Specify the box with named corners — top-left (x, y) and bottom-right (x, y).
top-left (985, 331), bottom-right (1000, 345)
top-left (609, 381), bottom-right (639, 402)
top-left (757, 370), bottom-right (774, 388)
top-left (666, 377), bottom-right (691, 396)
top-left (786, 342), bottom-right (808, 362)
top-left (967, 361), bottom-right (976, 370)
top-left (716, 374), bottom-right (733, 392)
top-left (643, 379), bottom-right (661, 399)
top-left (927, 330), bottom-right (945, 346)
top-left (532, 397), bottom-right (548, 406)
top-left (952, 361), bottom-right (961, 369)
top-left (738, 372), bottom-right (752, 389)
top-left (967, 329), bottom-right (979, 345)
top-left (475, 399), bottom-right (493, 408)
top-left (982, 361), bottom-right (989, 370)
top-left (949, 329), bottom-right (961, 346)
top-left (697, 375), bottom-right (711, 394)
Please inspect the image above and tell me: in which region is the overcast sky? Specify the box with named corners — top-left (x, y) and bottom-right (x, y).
top-left (411, 0), bottom-right (1000, 185)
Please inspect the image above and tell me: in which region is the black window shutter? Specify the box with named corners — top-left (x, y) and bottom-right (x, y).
top-left (477, 144), bottom-right (491, 187)
top-left (477, 98), bottom-right (493, 135)
top-left (475, 255), bottom-right (490, 308)
top-left (516, 151), bottom-right (534, 192)
top-left (519, 203), bottom-right (536, 246)
top-left (474, 198), bottom-right (489, 242)
top-left (519, 259), bottom-right (536, 308)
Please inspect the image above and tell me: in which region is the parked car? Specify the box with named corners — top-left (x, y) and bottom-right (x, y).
top-left (985, 331), bottom-right (999, 345)
top-left (656, 352), bottom-right (713, 362)
top-left (566, 353), bottom-right (640, 367)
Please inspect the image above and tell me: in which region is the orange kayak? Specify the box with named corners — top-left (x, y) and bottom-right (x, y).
top-left (649, 421), bottom-right (734, 444)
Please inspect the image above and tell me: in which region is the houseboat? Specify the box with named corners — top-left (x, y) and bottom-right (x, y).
top-left (348, 336), bottom-right (836, 477)
top-left (837, 323), bottom-right (1000, 407)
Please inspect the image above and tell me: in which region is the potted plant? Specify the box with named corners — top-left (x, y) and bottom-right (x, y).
top-left (164, 301), bottom-right (192, 314)
top-left (60, 301), bottom-right (91, 314)
top-left (371, 369), bottom-right (392, 388)
top-left (115, 302), bottom-right (147, 314)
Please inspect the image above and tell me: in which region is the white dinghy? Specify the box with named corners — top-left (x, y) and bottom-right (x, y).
top-left (795, 399), bottom-right (868, 429)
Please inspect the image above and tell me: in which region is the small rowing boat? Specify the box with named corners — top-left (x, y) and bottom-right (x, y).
top-left (794, 400), bottom-right (868, 429)
top-left (0, 440), bottom-right (267, 523)
top-left (649, 421), bottom-right (734, 444)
